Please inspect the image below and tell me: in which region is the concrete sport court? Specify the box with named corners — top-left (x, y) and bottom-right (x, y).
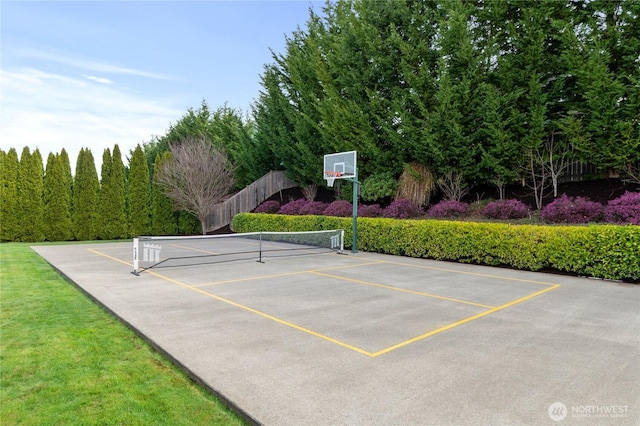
top-left (32, 240), bottom-right (639, 425)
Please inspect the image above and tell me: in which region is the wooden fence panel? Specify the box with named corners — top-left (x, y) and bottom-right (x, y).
top-left (561, 160), bottom-right (599, 183)
top-left (205, 171), bottom-right (297, 233)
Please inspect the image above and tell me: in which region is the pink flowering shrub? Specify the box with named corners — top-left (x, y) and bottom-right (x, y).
top-left (278, 199), bottom-right (309, 215)
top-left (299, 201), bottom-right (328, 215)
top-left (426, 200), bottom-right (469, 218)
top-left (541, 195), bottom-right (604, 224)
top-left (382, 199), bottom-right (422, 218)
top-left (358, 204), bottom-right (384, 217)
top-left (323, 200), bottom-right (353, 217)
top-left (254, 200), bottom-right (281, 213)
top-left (605, 191), bottom-right (640, 225)
top-left (482, 199), bottom-right (530, 220)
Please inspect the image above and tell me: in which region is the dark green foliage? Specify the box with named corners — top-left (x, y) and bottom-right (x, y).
top-left (110, 145), bottom-right (128, 238)
top-left (233, 213), bottom-right (640, 281)
top-left (96, 148), bottom-right (113, 239)
top-left (564, 1), bottom-right (640, 181)
top-left (97, 146), bottom-right (128, 239)
top-left (59, 148), bottom-right (72, 191)
top-left (72, 148), bottom-right (99, 241)
top-left (43, 153), bottom-right (73, 241)
top-left (17, 147), bottom-right (45, 242)
top-left (150, 153), bottom-right (178, 236)
top-left (143, 101), bottom-right (257, 188)
top-left (178, 211), bottom-right (200, 235)
top-left (0, 148), bottom-right (19, 241)
top-left (128, 145), bottom-right (150, 237)
top-left (361, 172), bottom-right (397, 203)
top-left (250, 0), bottom-right (639, 198)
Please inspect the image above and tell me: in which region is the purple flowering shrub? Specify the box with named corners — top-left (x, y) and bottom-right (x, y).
top-left (358, 203), bottom-right (384, 217)
top-left (541, 195), bottom-right (604, 224)
top-left (481, 199), bottom-right (530, 220)
top-left (382, 199), bottom-right (422, 218)
top-left (426, 200), bottom-right (469, 218)
top-left (299, 201), bottom-right (328, 215)
top-left (605, 191), bottom-right (640, 225)
top-left (254, 200), bottom-right (281, 213)
top-left (323, 200), bottom-right (353, 217)
top-left (278, 199), bottom-right (309, 215)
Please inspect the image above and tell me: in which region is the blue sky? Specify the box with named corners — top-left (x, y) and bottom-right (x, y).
top-left (0, 0), bottom-right (322, 171)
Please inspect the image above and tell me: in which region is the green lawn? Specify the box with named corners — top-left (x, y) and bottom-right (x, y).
top-left (0, 243), bottom-right (244, 425)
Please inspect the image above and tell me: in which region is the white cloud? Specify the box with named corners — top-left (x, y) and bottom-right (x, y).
top-left (0, 68), bottom-right (183, 174)
top-left (84, 75), bottom-right (113, 84)
top-left (13, 48), bottom-right (173, 81)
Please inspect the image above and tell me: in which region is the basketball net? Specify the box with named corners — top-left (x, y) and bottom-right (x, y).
top-left (324, 171), bottom-right (341, 188)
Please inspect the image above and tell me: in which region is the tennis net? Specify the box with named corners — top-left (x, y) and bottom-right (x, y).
top-left (132, 229), bottom-right (344, 275)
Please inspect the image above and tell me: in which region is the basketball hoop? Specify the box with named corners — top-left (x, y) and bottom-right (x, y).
top-left (323, 150), bottom-right (358, 253)
top-left (324, 171), bottom-right (342, 188)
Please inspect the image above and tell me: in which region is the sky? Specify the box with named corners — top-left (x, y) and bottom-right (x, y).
top-left (0, 0), bottom-right (323, 172)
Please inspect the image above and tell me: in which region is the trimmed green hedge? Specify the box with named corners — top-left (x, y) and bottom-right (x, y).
top-left (232, 213), bottom-right (640, 281)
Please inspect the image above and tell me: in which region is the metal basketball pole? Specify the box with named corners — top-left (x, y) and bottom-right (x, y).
top-left (350, 169), bottom-right (358, 253)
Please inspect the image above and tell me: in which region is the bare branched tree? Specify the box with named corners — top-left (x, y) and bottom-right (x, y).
top-left (154, 137), bottom-right (235, 234)
top-left (522, 130), bottom-right (573, 210)
top-left (437, 171), bottom-right (469, 202)
top-left (545, 130), bottom-right (572, 199)
top-left (524, 148), bottom-right (548, 210)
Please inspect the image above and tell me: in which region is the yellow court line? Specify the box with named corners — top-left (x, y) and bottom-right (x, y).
top-left (144, 269), bottom-right (374, 357)
top-left (89, 247), bottom-right (560, 358)
top-left (370, 284), bottom-right (561, 357)
top-left (194, 270), bottom-right (308, 287)
top-left (359, 257), bottom-right (558, 286)
top-left (311, 260), bottom-right (387, 272)
top-left (88, 248), bottom-right (133, 268)
top-left (194, 261), bottom-right (386, 287)
top-left (310, 271), bottom-right (496, 309)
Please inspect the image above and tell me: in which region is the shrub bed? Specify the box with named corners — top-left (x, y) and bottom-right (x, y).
top-left (541, 195), bottom-right (604, 224)
top-left (254, 200), bottom-right (280, 213)
top-left (232, 213), bottom-right (640, 281)
top-left (323, 200), bottom-right (353, 217)
top-left (278, 199), bottom-right (309, 215)
top-left (382, 199), bottom-right (422, 218)
top-left (482, 199), bottom-right (530, 220)
top-left (427, 200), bottom-right (469, 218)
top-left (358, 204), bottom-right (383, 217)
top-left (605, 191), bottom-right (640, 225)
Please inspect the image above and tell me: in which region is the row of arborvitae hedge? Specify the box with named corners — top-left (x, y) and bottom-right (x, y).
top-left (231, 213), bottom-right (640, 282)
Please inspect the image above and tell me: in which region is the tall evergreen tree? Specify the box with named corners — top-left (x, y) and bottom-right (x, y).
top-left (128, 144), bottom-right (151, 237)
top-left (96, 148), bottom-right (112, 239)
top-left (252, 64), bottom-right (299, 179)
top-left (151, 152), bottom-right (178, 235)
top-left (72, 148), bottom-right (99, 241)
top-left (97, 145), bottom-right (128, 239)
top-left (210, 106), bottom-right (258, 187)
top-left (566, 0), bottom-right (640, 181)
top-left (111, 145), bottom-right (128, 238)
top-left (0, 148), bottom-right (19, 241)
top-left (17, 147), bottom-right (45, 242)
top-left (59, 148), bottom-right (73, 201)
top-left (44, 153), bottom-right (73, 241)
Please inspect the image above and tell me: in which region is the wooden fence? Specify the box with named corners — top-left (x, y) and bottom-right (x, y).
top-left (560, 160), bottom-right (599, 183)
top-left (205, 171), bottom-right (297, 233)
